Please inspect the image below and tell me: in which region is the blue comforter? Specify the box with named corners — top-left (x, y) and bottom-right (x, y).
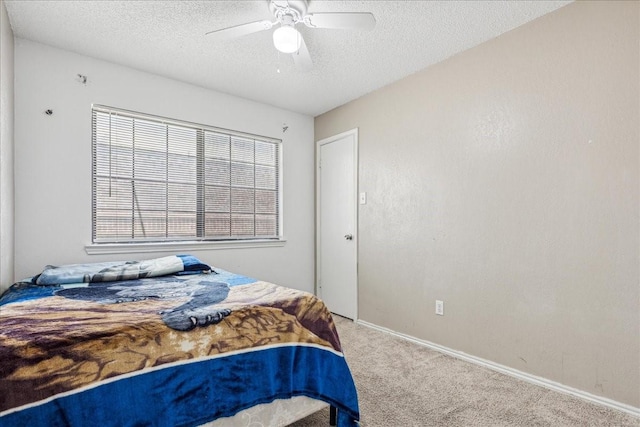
top-left (0, 257), bottom-right (359, 426)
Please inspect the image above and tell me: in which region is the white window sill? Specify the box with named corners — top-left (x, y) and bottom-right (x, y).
top-left (85, 239), bottom-right (287, 255)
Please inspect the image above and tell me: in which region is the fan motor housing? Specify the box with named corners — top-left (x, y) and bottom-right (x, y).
top-left (269, 0), bottom-right (308, 23)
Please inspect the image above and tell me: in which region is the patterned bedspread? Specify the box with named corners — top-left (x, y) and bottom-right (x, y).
top-left (0, 257), bottom-right (359, 427)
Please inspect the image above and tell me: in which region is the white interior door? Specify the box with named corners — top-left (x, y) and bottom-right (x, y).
top-left (316, 129), bottom-right (358, 320)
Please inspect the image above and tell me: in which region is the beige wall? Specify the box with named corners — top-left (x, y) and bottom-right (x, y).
top-left (0, 0), bottom-right (14, 293)
top-left (315, 1), bottom-right (639, 408)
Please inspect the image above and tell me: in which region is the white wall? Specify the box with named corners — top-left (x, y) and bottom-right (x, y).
top-left (13, 39), bottom-right (315, 292)
top-left (0, 0), bottom-right (15, 294)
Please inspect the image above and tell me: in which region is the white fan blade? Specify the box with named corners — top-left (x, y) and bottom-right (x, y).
top-left (292, 34), bottom-right (313, 70)
top-left (303, 13), bottom-right (375, 30)
top-left (206, 20), bottom-right (274, 40)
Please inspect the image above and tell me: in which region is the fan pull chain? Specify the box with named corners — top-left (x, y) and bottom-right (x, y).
top-left (277, 50), bottom-right (281, 73)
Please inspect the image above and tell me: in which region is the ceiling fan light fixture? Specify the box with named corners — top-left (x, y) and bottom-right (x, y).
top-left (273, 25), bottom-right (302, 53)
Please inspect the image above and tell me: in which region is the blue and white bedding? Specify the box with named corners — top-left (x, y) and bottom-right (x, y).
top-left (0, 256), bottom-right (359, 427)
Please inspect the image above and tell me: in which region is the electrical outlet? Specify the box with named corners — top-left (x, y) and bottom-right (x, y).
top-left (435, 300), bottom-right (444, 316)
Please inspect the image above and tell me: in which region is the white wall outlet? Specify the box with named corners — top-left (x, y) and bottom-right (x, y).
top-left (435, 300), bottom-right (444, 316)
top-left (359, 192), bottom-right (367, 205)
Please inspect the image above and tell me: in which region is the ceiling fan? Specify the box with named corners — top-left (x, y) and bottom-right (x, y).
top-left (205, 0), bottom-right (376, 70)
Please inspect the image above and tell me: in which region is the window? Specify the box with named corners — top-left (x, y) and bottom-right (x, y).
top-left (92, 105), bottom-right (281, 244)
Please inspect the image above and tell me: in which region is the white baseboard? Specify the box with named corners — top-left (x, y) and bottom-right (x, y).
top-left (355, 319), bottom-right (640, 419)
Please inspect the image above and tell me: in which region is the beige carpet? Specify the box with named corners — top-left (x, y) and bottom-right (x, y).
top-left (289, 316), bottom-right (639, 427)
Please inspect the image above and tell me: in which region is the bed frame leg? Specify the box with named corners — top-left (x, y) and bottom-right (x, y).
top-left (329, 405), bottom-right (337, 426)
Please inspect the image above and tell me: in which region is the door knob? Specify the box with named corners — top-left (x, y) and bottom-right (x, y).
top-left (344, 234), bottom-right (353, 240)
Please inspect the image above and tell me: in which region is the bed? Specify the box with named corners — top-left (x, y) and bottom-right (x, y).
top-left (0, 255), bottom-right (359, 427)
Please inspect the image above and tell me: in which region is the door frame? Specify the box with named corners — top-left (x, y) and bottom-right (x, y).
top-left (315, 128), bottom-right (359, 319)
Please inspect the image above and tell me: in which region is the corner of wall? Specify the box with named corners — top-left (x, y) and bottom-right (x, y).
top-left (0, 0), bottom-right (15, 293)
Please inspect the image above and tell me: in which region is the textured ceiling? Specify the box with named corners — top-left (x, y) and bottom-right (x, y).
top-left (4, 0), bottom-right (571, 116)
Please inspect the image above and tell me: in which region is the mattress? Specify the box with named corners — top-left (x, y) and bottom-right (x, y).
top-left (203, 396), bottom-right (327, 426)
top-left (0, 256), bottom-right (358, 426)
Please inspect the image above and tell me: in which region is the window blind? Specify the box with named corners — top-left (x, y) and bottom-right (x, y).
top-left (92, 106), bottom-right (281, 243)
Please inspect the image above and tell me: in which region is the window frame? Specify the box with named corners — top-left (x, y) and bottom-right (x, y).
top-left (87, 104), bottom-right (284, 254)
